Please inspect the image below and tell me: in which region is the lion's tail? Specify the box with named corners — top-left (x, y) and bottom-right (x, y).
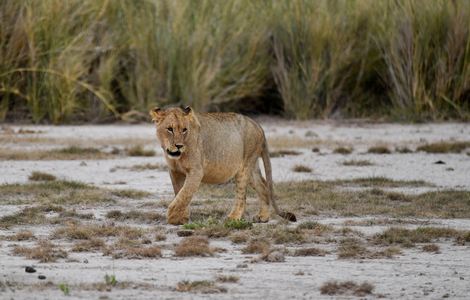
top-left (261, 141), bottom-right (297, 222)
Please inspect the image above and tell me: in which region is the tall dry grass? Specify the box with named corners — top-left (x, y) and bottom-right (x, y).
top-left (0, 0), bottom-right (469, 123)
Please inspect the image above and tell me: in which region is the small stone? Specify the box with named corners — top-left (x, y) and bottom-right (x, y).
top-left (38, 275), bottom-right (46, 280)
top-left (434, 160), bottom-right (446, 165)
top-left (83, 259), bottom-right (89, 264)
top-left (25, 266), bottom-right (36, 273)
top-left (177, 230), bottom-right (194, 237)
top-left (80, 161), bottom-right (87, 166)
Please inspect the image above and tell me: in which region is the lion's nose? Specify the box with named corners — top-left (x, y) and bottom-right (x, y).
top-left (175, 144), bottom-right (184, 149)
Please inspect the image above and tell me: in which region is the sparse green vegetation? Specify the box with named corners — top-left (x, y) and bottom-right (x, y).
top-left (224, 219), bottom-right (253, 230)
top-left (106, 210), bottom-right (164, 223)
top-left (417, 141), bottom-right (470, 153)
top-left (53, 224), bottom-right (144, 240)
top-left (28, 171), bottom-right (56, 181)
top-left (0, 180), bottom-right (148, 206)
top-left (59, 283), bottom-right (70, 296)
top-left (373, 227), bottom-right (466, 248)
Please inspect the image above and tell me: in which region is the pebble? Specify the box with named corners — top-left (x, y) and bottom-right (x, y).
top-left (25, 266), bottom-right (36, 273)
top-left (38, 275), bottom-right (46, 280)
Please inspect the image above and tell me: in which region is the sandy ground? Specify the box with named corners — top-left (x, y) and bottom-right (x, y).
top-left (1, 119), bottom-right (469, 299)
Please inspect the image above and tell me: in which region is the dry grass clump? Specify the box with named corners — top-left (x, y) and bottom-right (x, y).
top-left (373, 227), bottom-right (462, 248)
top-left (272, 178), bottom-right (469, 218)
top-left (292, 165), bottom-right (312, 173)
top-left (269, 150), bottom-right (302, 158)
top-left (320, 280), bottom-right (374, 297)
top-left (242, 239), bottom-right (271, 254)
top-left (417, 141), bottom-right (470, 153)
top-left (8, 230), bottom-right (35, 241)
top-left (216, 275), bottom-right (239, 283)
top-left (111, 163), bottom-right (167, 172)
top-left (396, 147), bottom-right (413, 153)
top-left (297, 221), bottom-right (333, 235)
top-left (293, 247), bottom-right (328, 257)
top-left (0, 205), bottom-right (63, 228)
top-left (338, 238), bottom-right (400, 259)
top-left (229, 232), bottom-right (249, 244)
top-left (341, 160), bottom-right (374, 166)
top-left (113, 246), bottom-right (162, 259)
top-left (422, 244), bottom-right (440, 253)
top-left (0, 180), bottom-right (148, 207)
top-left (367, 146), bottom-right (391, 154)
top-left (174, 236), bottom-right (213, 257)
top-left (105, 210), bottom-right (164, 223)
top-left (126, 145), bottom-right (155, 157)
top-left (28, 171), bottom-right (56, 181)
top-left (0, 146), bottom-right (113, 160)
top-left (266, 226), bottom-right (305, 244)
top-left (71, 238), bottom-right (106, 252)
top-left (13, 240), bottom-right (68, 263)
top-left (53, 224), bottom-right (144, 240)
top-left (155, 232), bottom-right (167, 242)
top-left (333, 147), bottom-right (353, 155)
top-left (176, 280), bottom-right (227, 294)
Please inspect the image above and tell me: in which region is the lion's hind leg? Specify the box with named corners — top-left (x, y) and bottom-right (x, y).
top-left (227, 168), bottom-right (250, 220)
top-left (250, 164), bottom-right (270, 223)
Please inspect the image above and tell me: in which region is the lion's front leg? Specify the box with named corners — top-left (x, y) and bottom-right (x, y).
top-left (167, 170), bottom-right (203, 225)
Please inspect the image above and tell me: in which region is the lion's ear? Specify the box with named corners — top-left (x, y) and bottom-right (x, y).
top-left (182, 106), bottom-right (192, 115)
top-left (149, 107), bottom-right (165, 123)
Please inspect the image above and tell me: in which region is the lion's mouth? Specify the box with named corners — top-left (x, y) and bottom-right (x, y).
top-left (166, 149), bottom-right (182, 157)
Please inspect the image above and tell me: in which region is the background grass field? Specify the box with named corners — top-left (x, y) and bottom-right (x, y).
top-left (0, 0), bottom-right (469, 123)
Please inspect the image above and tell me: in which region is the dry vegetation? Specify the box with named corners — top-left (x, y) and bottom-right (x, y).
top-left (367, 146), bottom-right (392, 154)
top-left (174, 236), bottom-right (213, 257)
top-left (126, 145), bottom-right (156, 157)
top-left (176, 280), bottom-right (227, 294)
top-left (0, 146), bottom-right (114, 160)
top-left (341, 160), bottom-right (374, 167)
top-left (28, 171), bottom-right (56, 181)
top-left (0, 1), bottom-right (469, 122)
top-left (417, 141), bottom-right (470, 153)
top-left (106, 210), bottom-right (164, 223)
top-left (269, 150), bottom-right (302, 158)
top-left (292, 165), bottom-right (312, 173)
top-left (13, 240), bottom-right (67, 263)
top-left (333, 147), bottom-right (353, 155)
top-left (320, 280), bottom-right (374, 297)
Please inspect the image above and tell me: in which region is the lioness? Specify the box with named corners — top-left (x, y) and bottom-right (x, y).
top-left (150, 106), bottom-right (296, 225)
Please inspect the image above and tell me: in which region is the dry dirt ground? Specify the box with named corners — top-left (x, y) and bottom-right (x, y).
top-left (0, 119), bottom-right (469, 299)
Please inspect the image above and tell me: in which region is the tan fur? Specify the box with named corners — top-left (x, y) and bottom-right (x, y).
top-left (150, 106), bottom-right (296, 225)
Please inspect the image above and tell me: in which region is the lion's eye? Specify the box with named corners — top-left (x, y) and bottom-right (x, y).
top-left (182, 128), bottom-right (187, 133)
top-left (167, 127), bottom-right (173, 133)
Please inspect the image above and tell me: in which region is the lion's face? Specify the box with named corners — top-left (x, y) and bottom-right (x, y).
top-left (150, 106), bottom-right (197, 160)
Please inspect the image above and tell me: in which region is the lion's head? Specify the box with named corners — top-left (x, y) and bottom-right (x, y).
top-left (150, 106), bottom-right (200, 160)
